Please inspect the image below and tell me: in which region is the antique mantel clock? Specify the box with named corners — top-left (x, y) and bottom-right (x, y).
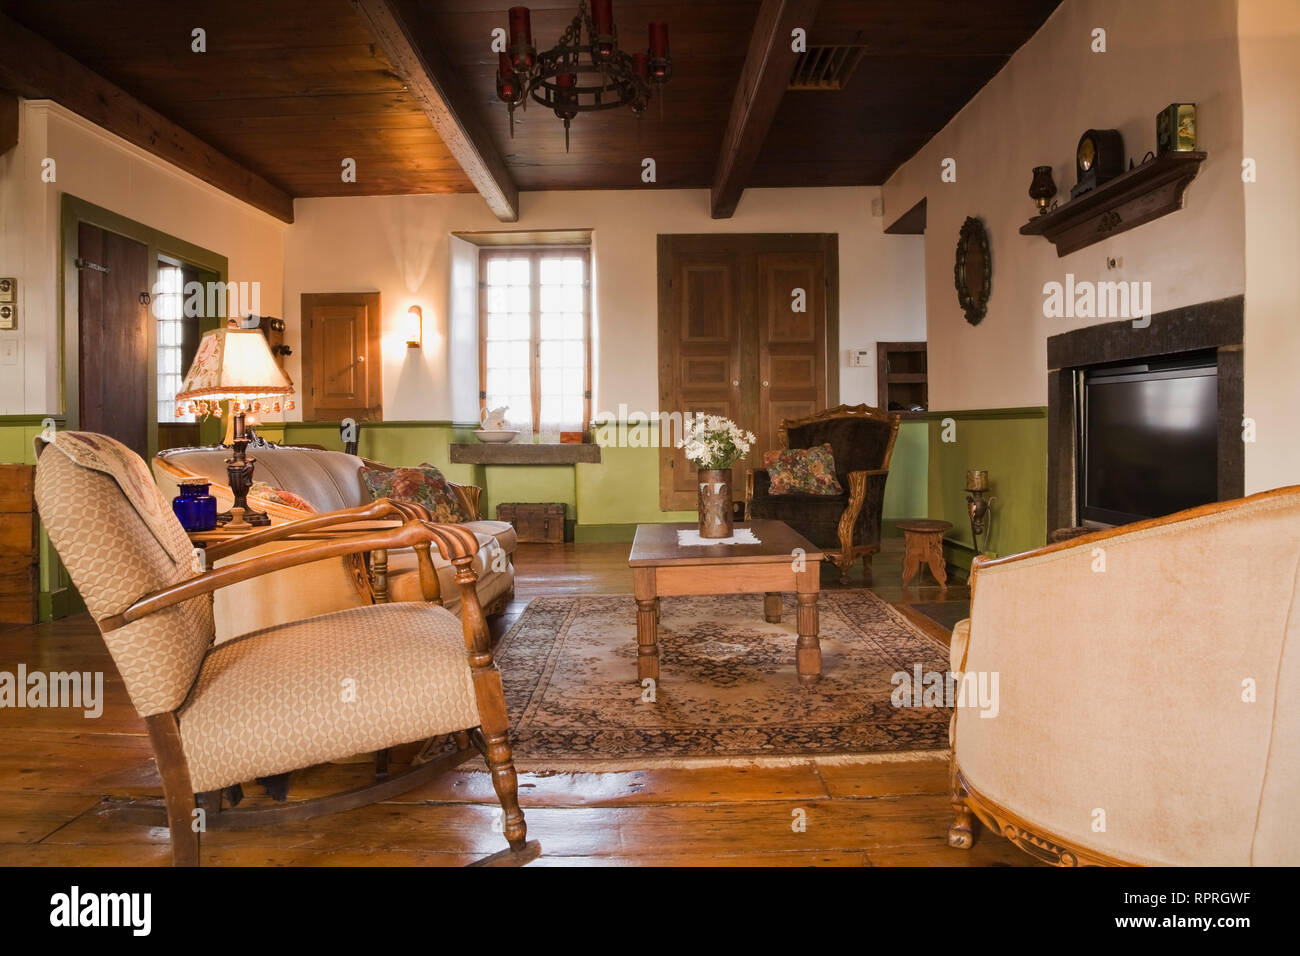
top-left (1070, 128), bottom-right (1125, 198)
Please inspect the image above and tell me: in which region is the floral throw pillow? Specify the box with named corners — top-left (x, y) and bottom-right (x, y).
top-left (360, 462), bottom-right (469, 524)
top-left (249, 482), bottom-right (316, 513)
top-left (762, 444), bottom-right (844, 496)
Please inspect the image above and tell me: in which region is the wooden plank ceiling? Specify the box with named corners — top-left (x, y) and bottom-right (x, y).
top-left (0, 0), bottom-right (1062, 206)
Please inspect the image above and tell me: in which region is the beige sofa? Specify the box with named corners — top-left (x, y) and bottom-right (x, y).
top-left (154, 445), bottom-right (515, 642)
top-left (947, 486), bottom-right (1300, 866)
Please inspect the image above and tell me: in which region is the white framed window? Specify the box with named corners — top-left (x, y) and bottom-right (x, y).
top-left (479, 248), bottom-right (591, 438)
top-left (155, 263), bottom-right (194, 423)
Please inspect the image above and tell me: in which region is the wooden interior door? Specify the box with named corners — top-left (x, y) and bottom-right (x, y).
top-left (77, 223), bottom-right (150, 457)
top-left (658, 236), bottom-right (836, 512)
top-left (658, 240), bottom-right (748, 509)
top-left (757, 251), bottom-right (827, 460)
top-left (301, 292), bottom-right (383, 421)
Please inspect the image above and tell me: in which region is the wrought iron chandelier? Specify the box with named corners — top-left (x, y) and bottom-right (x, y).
top-left (496, 0), bottom-right (671, 151)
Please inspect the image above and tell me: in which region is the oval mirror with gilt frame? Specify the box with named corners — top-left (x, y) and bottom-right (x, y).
top-left (954, 216), bottom-right (992, 325)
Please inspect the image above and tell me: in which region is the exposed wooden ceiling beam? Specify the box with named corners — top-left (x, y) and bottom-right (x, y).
top-left (711, 0), bottom-right (821, 219)
top-left (354, 0), bottom-right (519, 222)
top-left (0, 90), bottom-right (17, 157)
top-left (0, 12), bottom-right (294, 223)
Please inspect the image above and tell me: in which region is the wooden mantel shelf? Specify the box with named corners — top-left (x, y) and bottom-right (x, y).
top-left (1020, 151), bottom-right (1207, 257)
top-left (450, 443), bottom-right (601, 465)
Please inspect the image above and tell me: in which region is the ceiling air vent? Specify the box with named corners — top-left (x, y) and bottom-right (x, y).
top-left (788, 45), bottom-right (867, 91)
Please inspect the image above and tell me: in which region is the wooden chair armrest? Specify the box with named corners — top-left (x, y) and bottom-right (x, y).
top-left (203, 498), bottom-right (428, 562)
top-left (101, 519), bottom-right (482, 632)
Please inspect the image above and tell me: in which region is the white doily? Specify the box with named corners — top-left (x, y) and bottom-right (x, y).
top-left (675, 528), bottom-right (762, 547)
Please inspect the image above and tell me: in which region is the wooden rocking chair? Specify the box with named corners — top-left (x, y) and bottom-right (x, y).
top-left (34, 431), bottom-right (536, 866)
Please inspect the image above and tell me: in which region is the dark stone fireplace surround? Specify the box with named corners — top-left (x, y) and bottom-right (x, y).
top-left (1045, 295), bottom-right (1245, 537)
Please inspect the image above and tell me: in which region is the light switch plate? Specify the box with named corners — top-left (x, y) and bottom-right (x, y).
top-left (0, 339), bottom-right (18, 366)
top-left (848, 348), bottom-right (872, 368)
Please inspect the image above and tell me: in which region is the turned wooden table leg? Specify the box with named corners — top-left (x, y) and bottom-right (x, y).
top-left (633, 568), bottom-right (659, 683)
top-left (794, 567), bottom-right (821, 686)
top-left (763, 591), bottom-right (783, 623)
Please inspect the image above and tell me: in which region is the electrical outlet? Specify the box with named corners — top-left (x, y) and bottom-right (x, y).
top-left (848, 348), bottom-right (872, 368)
top-left (1105, 256), bottom-right (1124, 270)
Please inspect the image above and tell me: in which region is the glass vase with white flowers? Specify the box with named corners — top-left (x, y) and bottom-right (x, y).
top-left (677, 414), bottom-right (757, 538)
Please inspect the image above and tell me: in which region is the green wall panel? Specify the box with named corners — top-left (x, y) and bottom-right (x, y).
top-left (578, 422), bottom-right (695, 528)
top-left (882, 419), bottom-right (928, 523)
top-left (927, 408), bottom-right (1047, 570)
top-left (1, 418), bottom-right (82, 620)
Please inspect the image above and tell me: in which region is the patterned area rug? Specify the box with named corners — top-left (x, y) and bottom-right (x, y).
top-left (495, 590), bottom-right (952, 770)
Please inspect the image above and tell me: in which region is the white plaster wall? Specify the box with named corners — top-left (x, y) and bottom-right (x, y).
top-left (1239, 0), bottom-right (1300, 493)
top-left (882, 0), bottom-right (1246, 412)
top-left (282, 187), bottom-right (926, 421)
top-left (0, 100), bottom-right (286, 416)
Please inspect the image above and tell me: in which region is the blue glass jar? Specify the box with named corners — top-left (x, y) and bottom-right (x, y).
top-left (173, 482), bottom-right (218, 532)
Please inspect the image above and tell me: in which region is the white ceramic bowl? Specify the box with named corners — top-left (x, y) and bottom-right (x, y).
top-left (474, 429), bottom-right (519, 443)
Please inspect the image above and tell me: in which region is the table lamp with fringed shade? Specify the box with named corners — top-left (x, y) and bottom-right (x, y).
top-left (176, 320), bottom-right (295, 528)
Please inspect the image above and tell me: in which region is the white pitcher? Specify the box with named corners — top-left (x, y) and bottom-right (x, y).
top-left (481, 406), bottom-right (510, 431)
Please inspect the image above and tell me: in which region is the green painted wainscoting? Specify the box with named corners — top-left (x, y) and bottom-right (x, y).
top-left (882, 420), bottom-right (928, 536)
top-left (926, 408), bottom-right (1048, 572)
top-left (0, 416), bottom-right (83, 620)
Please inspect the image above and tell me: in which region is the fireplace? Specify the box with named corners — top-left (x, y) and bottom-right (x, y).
top-left (1045, 295), bottom-right (1244, 536)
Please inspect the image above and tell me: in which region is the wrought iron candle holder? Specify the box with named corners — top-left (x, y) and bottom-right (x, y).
top-left (965, 469), bottom-right (996, 556)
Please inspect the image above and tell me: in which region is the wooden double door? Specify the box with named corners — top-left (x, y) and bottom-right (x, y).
top-left (658, 234), bottom-right (838, 511)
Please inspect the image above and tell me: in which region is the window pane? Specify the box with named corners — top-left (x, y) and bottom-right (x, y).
top-left (564, 313), bottom-right (584, 339)
top-left (509, 340), bottom-right (530, 368)
top-left (562, 285), bottom-right (583, 312)
top-left (508, 258), bottom-right (529, 286)
top-left (564, 341), bottom-right (584, 368)
top-left (540, 313), bottom-right (562, 340)
top-left (508, 284), bottom-right (529, 313)
top-left (509, 313), bottom-right (529, 339)
top-left (563, 258), bottom-right (584, 285)
top-left (486, 286), bottom-right (508, 313)
top-left (539, 285), bottom-right (563, 313)
top-left (486, 258), bottom-right (510, 286)
top-left (539, 258), bottom-right (563, 285)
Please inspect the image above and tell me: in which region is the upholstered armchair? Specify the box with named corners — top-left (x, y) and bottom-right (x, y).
top-left (747, 404), bottom-right (900, 582)
top-left (947, 486), bottom-right (1300, 866)
top-left (35, 431), bottom-right (534, 866)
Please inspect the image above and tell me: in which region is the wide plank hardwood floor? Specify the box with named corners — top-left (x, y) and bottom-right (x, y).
top-left (0, 539), bottom-right (1037, 866)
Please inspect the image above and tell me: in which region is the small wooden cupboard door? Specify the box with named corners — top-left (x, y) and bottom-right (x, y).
top-left (301, 293), bottom-right (382, 421)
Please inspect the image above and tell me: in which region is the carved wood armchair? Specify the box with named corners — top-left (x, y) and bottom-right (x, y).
top-left (747, 404), bottom-right (900, 582)
top-left (34, 431), bottom-right (535, 866)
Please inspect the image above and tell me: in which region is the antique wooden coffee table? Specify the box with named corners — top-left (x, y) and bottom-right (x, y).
top-left (627, 520), bottom-right (824, 686)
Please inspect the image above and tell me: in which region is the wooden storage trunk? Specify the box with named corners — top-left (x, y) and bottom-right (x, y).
top-left (497, 502), bottom-right (566, 544)
top-left (0, 464), bottom-right (38, 624)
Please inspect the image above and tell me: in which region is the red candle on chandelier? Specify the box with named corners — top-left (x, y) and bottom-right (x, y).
top-left (496, 51), bottom-right (519, 102)
top-left (649, 22), bottom-right (669, 58)
top-left (508, 6), bottom-right (532, 45)
top-left (648, 22), bottom-right (670, 82)
top-left (631, 52), bottom-right (650, 113)
top-left (554, 71), bottom-right (579, 120)
top-left (592, 0), bottom-right (613, 34)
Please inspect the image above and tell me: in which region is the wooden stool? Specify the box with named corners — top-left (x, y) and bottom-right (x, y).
top-left (897, 519), bottom-right (952, 589)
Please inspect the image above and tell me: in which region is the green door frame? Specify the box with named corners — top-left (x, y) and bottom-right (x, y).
top-left (59, 193), bottom-right (229, 460)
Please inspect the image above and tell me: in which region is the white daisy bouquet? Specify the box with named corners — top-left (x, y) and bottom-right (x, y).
top-left (677, 414), bottom-right (756, 470)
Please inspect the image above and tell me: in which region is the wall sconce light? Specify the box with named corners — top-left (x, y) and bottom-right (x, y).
top-left (405, 305), bottom-right (423, 349)
top-left (965, 469), bottom-right (997, 556)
